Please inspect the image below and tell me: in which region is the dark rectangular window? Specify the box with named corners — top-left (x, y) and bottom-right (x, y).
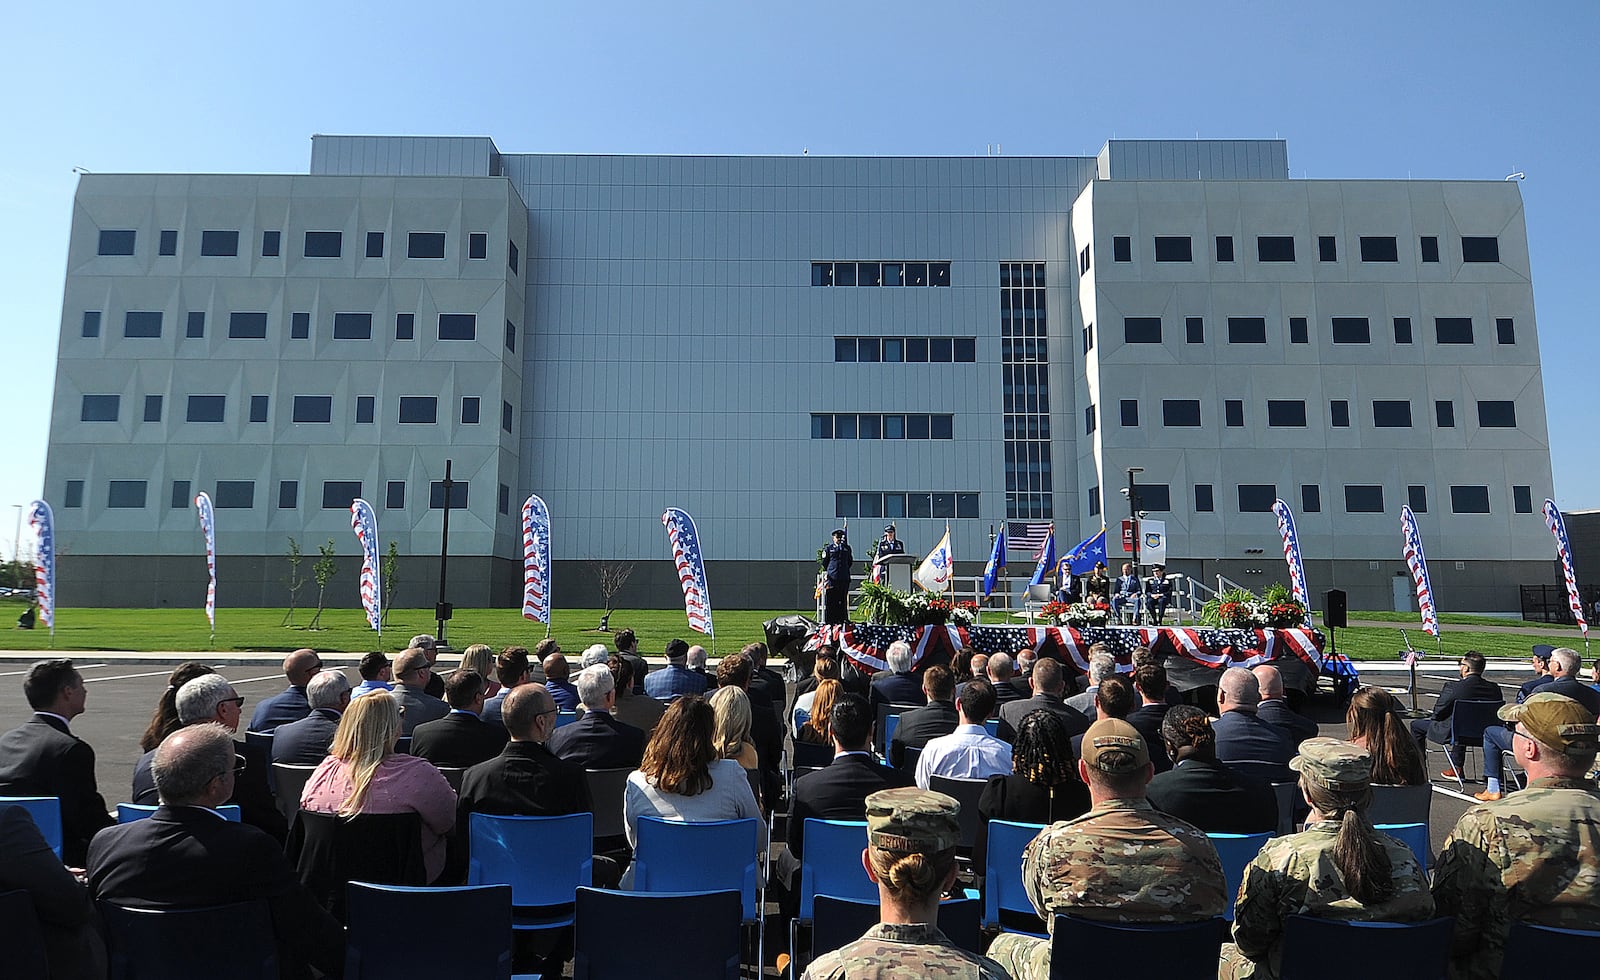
top-left (261, 230), bottom-right (280, 256)
top-left (1194, 484), bottom-right (1214, 512)
top-left (248, 395), bottom-right (268, 423)
top-left (408, 232), bottom-right (446, 258)
top-left (1359, 237), bottom-right (1399, 262)
top-left (1185, 316), bottom-right (1204, 344)
top-left (186, 311), bottom-right (205, 338)
top-left (906, 415), bottom-right (928, 439)
top-left (811, 414), bottom-right (832, 439)
top-left (1227, 317), bottom-right (1267, 344)
top-left (124, 311), bottom-right (163, 338)
top-left (836, 414), bottom-right (857, 439)
top-left (1120, 400), bottom-right (1139, 426)
top-left (398, 396), bottom-right (437, 424)
top-left (857, 262), bottom-right (881, 286)
top-left (508, 241), bottom-right (519, 275)
top-left (834, 337), bottom-right (856, 361)
top-left (386, 481), bottom-right (406, 509)
top-left (1436, 400), bottom-right (1455, 428)
top-left (1289, 316), bottom-right (1309, 344)
top-left (304, 231), bottom-right (342, 257)
top-left (956, 492), bottom-right (977, 518)
top-left (365, 232), bottom-right (384, 258)
top-left (930, 338), bottom-right (954, 362)
top-left (80, 394), bottom-right (120, 422)
top-left (1302, 484), bottom-right (1321, 513)
top-left (1408, 485), bottom-right (1428, 513)
top-left (1496, 317), bottom-right (1515, 345)
top-left (1153, 237), bottom-right (1192, 262)
top-left (186, 395), bottom-right (225, 423)
top-left (291, 312), bottom-right (310, 340)
top-left (64, 481), bottom-right (84, 508)
top-left (932, 493), bottom-right (956, 520)
top-left (1477, 401), bottom-right (1517, 427)
top-left (171, 480), bottom-right (191, 509)
top-left (1224, 399), bottom-right (1244, 427)
top-left (396, 313), bottom-right (415, 340)
top-left (1163, 399), bottom-right (1202, 427)
top-left (1435, 317), bottom-right (1474, 344)
top-left (1513, 486), bottom-right (1533, 514)
top-left (1124, 317), bottom-right (1162, 344)
top-left (501, 400), bottom-right (514, 433)
top-left (461, 397), bottom-right (480, 424)
top-left (1331, 400), bottom-right (1350, 427)
top-left (438, 314), bottom-right (476, 341)
top-left (1257, 236), bottom-right (1296, 262)
top-left (1113, 236), bottom-right (1131, 262)
top-left (953, 338), bottom-right (976, 362)
top-left (1451, 485), bottom-right (1491, 514)
top-left (1084, 405), bottom-right (1096, 435)
top-left (1461, 236), bottom-right (1500, 263)
top-left (505, 320), bottom-right (516, 352)
top-left (1215, 236), bottom-right (1234, 262)
top-left (1344, 485), bottom-right (1385, 513)
top-left (333, 313), bottom-right (372, 340)
top-left (429, 481), bottom-right (469, 509)
top-left (82, 311), bottom-right (101, 338)
top-left (1238, 485), bottom-right (1277, 513)
top-left (355, 396), bottom-right (374, 424)
top-left (1393, 317), bottom-right (1413, 344)
top-left (884, 338), bottom-right (905, 362)
top-left (322, 481), bottom-right (362, 510)
top-left (468, 233), bottom-right (487, 260)
top-left (228, 312), bottom-right (268, 339)
top-left (1140, 484), bottom-right (1172, 511)
top-left (278, 481), bottom-right (298, 509)
top-left (214, 481), bottom-right (254, 509)
top-left (98, 230), bottom-right (136, 255)
top-left (836, 492), bottom-right (858, 518)
top-left (1373, 400), bottom-right (1413, 427)
top-left (883, 262), bottom-right (903, 286)
top-left (143, 395), bottom-right (162, 422)
top-left (905, 337), bottom-right (928, 362)
top-left (292, 396), bottom-right (332, 423)
top-left (107, 480), bottom-right (147, 509)
top-left (931, 262), bottom-right (950, 286)
top-left (930, 415), bottom-right (954, 439)
top-left (1318, 236), bottom-right (1337, 262)
top-left (1078, 246), bottom-right (1091, 276)
top-left (200, 230), bottom-right (238, 257)
top-left (835, 261), bottom-right (856, 286)
top-left (159, 230), bottom-right (177, 256)
top-left (499, 483), bottom-right (511, 515)
top-left (1331, 317), bottom-right (1371, 344)
top-left (1267, 400), bottom-right (1307, 427)
top-left (858, 414), bottom-right (882, 440)
top-left (1420, 236), bottom-right (1440, 263)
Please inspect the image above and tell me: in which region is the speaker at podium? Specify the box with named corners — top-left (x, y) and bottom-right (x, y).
top-left (873, 553), bottom-right (919, 592)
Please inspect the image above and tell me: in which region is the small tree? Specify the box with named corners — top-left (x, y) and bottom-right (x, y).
top-left (280, 537), bottom-right (307, 626)
top-left (592, 560), bottom-right (635, 630)
top-left (381, 540), bottom-right (399, 626)
top-left (306, 540), bottom-right (338, 630)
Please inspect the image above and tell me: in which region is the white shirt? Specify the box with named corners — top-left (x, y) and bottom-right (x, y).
top-left (915, 723), bottom-right (1013, 789)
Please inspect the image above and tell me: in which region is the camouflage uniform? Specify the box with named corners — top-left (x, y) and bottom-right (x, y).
top-left (801, 922), bottom-right (1011, 979)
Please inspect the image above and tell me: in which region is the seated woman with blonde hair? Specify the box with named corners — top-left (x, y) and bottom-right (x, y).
top-left (709, 685), bottom-right (761, 775)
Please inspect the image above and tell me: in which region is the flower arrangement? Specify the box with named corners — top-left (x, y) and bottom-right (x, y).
top-left (1202, 583), bottom-right (1307, 629)
top-left (1042, 600), bottom-right (1109, 627)
top-left (856, 584), bottom-right (977, 626)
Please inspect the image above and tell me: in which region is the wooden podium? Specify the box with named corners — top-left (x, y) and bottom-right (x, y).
top-left (874, 553), bottom-right (918, 592)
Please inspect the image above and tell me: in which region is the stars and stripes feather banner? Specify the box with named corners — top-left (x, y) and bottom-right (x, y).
top-left (194, 491), bottom-right (217, 633)
top-left (349, 499), bottom-right (382, 634)
top-left (1543, 499), bottom-right (1588, 636)
top-left (1271, 499), bottom-right (1313, 628)
top-left (662, 507), bottom-right (714, 637)
top-left (1400, 505), bottom-right (1439, 638)
top-left (27, 500), bottom-right (54, 635)
top-left (522, 494), bottom-right (552, 625)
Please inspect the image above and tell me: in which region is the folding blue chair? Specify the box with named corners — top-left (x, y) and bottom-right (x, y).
top-left (100, 900), bottom-right (279, 980)
top-left (1278, 915), bottom-right (1455, 980)
top-left (1446, 700), bottom-right (1503, 791)
top-left (555, 711), bottom-right (578, 728)
top-left (468, 812), bottom-right (593, 931)
top-left (982, 819), bottom-right (1047, 935)
top-left (813, 893), bottom-right (983, 957)
top-left (790, 739), bottom-right (834, 770)
top-left (1375, 822), bottom-right (1431, 872)
top-left (0, 889), bottom-right (48, 980)
top-left (573, 887), bottom-right (741, 980)
top-left (1050, 915), bottom-right (1224, 980)
top-left (345, 882), bottom-right (535, 979)
top-left (631, 817), bottom-right (763, 968)
top-left (1208, 832), bottom-right (1273, 921)
top-left (792, 820), bottom-right (875, 972)
top-left (1500, 921), bottom-right (1600, 978)
top-left (928, 775), bottom-right (987, 856)
top-left (0, 797), bottom-right (62, 860)
top-left (984, 717), bottom-right (1001, 737)
top-left (117, 803), bottom-right (240, 823)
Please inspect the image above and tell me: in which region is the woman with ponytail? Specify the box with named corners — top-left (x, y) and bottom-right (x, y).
top-left (1345, 686), bottom-right (1427, 786)
top-left (138, 662), bottom-right (215, 752)
top-left (1218, 738), bottom-right (1435, 979)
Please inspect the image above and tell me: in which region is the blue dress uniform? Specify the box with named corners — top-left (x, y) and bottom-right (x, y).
top-left (1144, 570), bottom-right (1173, 625)
top-left (823, 531), bottom-right (854, 624)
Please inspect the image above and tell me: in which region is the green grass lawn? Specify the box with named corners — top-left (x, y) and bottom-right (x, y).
top-left (1341, 610), bottom-right (1581, 630)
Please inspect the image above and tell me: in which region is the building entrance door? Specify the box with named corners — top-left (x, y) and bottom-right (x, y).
top-left (1392, 574), bottom-right (1412, 613)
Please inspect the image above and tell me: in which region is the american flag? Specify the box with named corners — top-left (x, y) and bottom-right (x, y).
top-left (1543, 499), bottom-right (1588, 636)
top-left (1007, 521), bottom-right (1053, 555)
top-left (1271, 499), bottom-right (1313, 627)
top-left (27, 500), bottom-right (54, 634)
top-left (349, 499), bottom-right (382, 634)
top-left (662, 507), bottom-right (714, 637)
top-left (1399, 505), bottom-right (1438, 638)
top-left (194, 491), bottom-right (217, 633)
top-left (522, 494), bottom-right (551, 625)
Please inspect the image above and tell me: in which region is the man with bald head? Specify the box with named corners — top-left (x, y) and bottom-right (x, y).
top-left (1251, 663), bottom-right (1318, 747)
top-left (249, 648), bottom-right (322, 732)
top-left (458, 684), bottom-right (591, 822)
top-left (394, 647), bottom-right (450, 735)
top-left (987, 652), bottom-right (1024, 705)
top-left (1211, 667), bottom-right (1295, 780)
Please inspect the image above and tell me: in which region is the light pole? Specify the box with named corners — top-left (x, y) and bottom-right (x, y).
top-left (1126, 467), bottom-right (1143, 571)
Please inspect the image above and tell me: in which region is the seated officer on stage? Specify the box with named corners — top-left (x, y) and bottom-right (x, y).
top-left (1144, 565), bottom-right (1173, 625)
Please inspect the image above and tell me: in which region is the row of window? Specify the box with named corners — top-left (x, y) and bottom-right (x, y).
top-left (63, 478), bottom-right (515, 514)
top-left (81, 310), bottom-right (514, 349)
top-left (834, 491), bottom-right (980, 520)
top-left (1087, 481), bottom-right (1534, 517)
top-left (811, 261), bottom-right (951, 287)
top-left (81, 393), bottom-right (514, 432)
top-left (1098, 234), bottom-right (1498, 268)
top-left (97, 229), bottom-right (519, 274)
top-left (810, 413), bottom-right (954, 440)
top-left (1000, 263), bottom-right (1052, 521)
top-left (833, 336), bottom-right (977, 363)
top-left (1105, 397), bottom-right (1518, 431)
top-left (1106, 315), bottom-right (1513, 349)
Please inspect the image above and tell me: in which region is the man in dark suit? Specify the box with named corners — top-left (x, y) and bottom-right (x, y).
top-left (393, 647), bottom-right (450, 735)
top-left (997, 657), bottom-right (1091, 743)
top-left (1007, 650), bottom-right (1037, 701)
top-left (788, 693), bottom-right (911, 862)
top-left (0, 801), bottom-right (105, 978)
top-left (986, 653), bottom-right (1026, 705)
top-left (0, 659), bottom-right (113, 866)
top-left (1127, 664), bottom-right (1176, 773)
top-left (606, 655), bottom-right (665, 735)
top-left (1146, 706), bottom-right (1277, 834)
top-left (248, 648), bottom-right (321, 733)
top-left (271, 670), bottom-right (350, 765)
top-left (88, 724), bottom-right (344, 979)
top-left (745, 642), bottom-right (789, 727)
top-left (482, 646), bottom-right (531, 727)
top-left (1069, 677), bottom-right (1170, 773)
top-left (610, 630), bottom-right (649, 696)
top-left (1252, 664), bottom-right (1319, 748)
top-left (868, 641), bottom-right (926, 716)
top-left (1477, 646), bottom-right (1598, 801)
top-left (411, 669), bottom-right (510, 769)
top-left (888, 665), bottom-right (959, 769)
top-left (547, 664), bottom-right (646, 770)
top-left (686, 644), bottom-right (718, 692)
top-left (715, 653), bottom-right (784, 810)
top-left (1211, 667), bottom-right (1296, 781)
top-left (1409, 650), bottom-right (1504, 778)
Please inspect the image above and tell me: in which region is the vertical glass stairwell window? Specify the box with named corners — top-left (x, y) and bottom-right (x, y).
top-left (1000, 261), bottom-right (1051, 519)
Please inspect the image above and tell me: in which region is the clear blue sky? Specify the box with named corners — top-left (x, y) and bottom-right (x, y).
top-left (4, 1), bottom-right (1596, 561)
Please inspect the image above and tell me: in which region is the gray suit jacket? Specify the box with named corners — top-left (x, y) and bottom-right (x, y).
top-left (394, 686), bottom-right (450, 735)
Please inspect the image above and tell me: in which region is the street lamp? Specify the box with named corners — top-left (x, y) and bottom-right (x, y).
top-left (1125, 467), bottom-right (1143, 570)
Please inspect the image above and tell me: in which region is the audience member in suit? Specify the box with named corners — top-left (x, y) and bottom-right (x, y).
top-left (409, 633), bottom-right (447, 700)
top-left (0, 659), bottom-right (113, 866)
top-left (1065, 646), bottom-right (1116, 715)
top-left (87, 724), bottom-right (345, 979)
top-left (271, 670), bottom-right (351, 765)
top-left (1127, 664), bottom-right (1176, 773)
top-left (1146, 706), bottom-right (1278, 834)
top-left (606, 654), bottom-right (666, 735)
top-left (130, 673), bottom-right (287, 843)
top-left (482, 646), bottom-right (532, 727)
top-left (869, 641), bottom-right (927, 715)
top-left (0, 802), bottom-right (105, 979)
top-left (1212, 667), bottom-right (1297, 780)
top-left (349, 651), bottom-right (393, 700)
top-left (547, 664), bottom-right (646, 770)
top-left (687, 644), bottom-right (718, 691)
top-left (714, 653), bottom-right (784, 811)
top-left (745, 641), bottom-right (789, 728)
top-left (1477, 647), bottom-right (1599, 801)
top-left (997, 657), bottom-right (1091, 743)
top-left (1252, 664), bottom-right (1319, 748)
top-left (642, 638), bottom-right (708, 700)
top-left (977, 708), bottom-right (1091, 867)
top-left (1408, 650), bottom-right (1504, 776)
top-left (888, 665), bottom-right (960, 769)
top-left (1070, 676), bottom-right (1171, 774)
top-left (611, 629), bottom-right (650, 696)
top-left (543, 652), bottom-right (582, 711)
top-left (986, 652), bottom-right (1026, 705)
top-left (1007, 649), bottom-right (1036, 701)
top-left (392, 647), bottom-right (451, 736)
top-left (248, 648), bottom-right (321, 733)
top-left (410, 669), bottom-right (511, 769)
top-left (1518, 646), bottom-right (1555, 703)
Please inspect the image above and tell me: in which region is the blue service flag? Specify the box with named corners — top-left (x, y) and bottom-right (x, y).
top-left (1063, 528), bottom-right (1108, 576)
top-left (1026, 528), bottom-right (1056, 589)
top-left (981, 527), bottom-right (1007, 598)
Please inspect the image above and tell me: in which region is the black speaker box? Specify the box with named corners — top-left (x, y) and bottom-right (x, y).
top-left (1323, 589), bottom-right (1347, 628)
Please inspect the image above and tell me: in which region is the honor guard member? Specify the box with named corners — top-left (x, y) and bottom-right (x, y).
top-left (823, 528), bottom-right (854, 625)
top-left (1144, 565), bottom-right (1173, 625)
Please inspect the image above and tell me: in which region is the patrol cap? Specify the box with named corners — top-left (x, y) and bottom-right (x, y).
top-left (1499, 691), bottom-right (1600, 756)
top-left (1290, 737), bottom-right (1372, 791)
top-left (864, 787), bottom-right (961, 854)
top-left (1081, 718), bottom-right (1149, 774)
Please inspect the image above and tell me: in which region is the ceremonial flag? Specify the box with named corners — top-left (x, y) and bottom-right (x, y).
top-left (1007, 521), bottom-right (1052, 553)
top-left (350, 499), bottom-right (382, 633)
top-left (663, 507), bottom-right (714, 636)
top-left (1400, 505), bottom-right (1438, 637)
top-left (1271, 499), bottom-right (1313, 627)
top-left (1027, 527), bottom-right (1055, 589)
top-left (1543, 499), bottom-right (1588, 636)
top-left (27, 500), bottom-right (54, 635)
top-left (1063, 528), bottom-right (1108, 576)
top-left (1141, 519), bottom-right (1168, 565)
top-left (194, 491), bottom-right (217, 633)
top-left (915, 526), bottom-right (954, 593)
top-left (522, 495), bottom-right (552, 625)
top-left (981, 526), bottom-right (1006, 598)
